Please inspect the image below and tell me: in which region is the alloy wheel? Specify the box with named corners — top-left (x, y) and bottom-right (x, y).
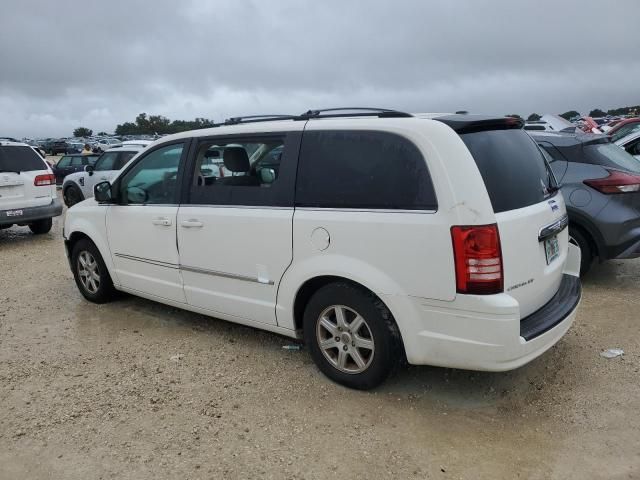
top-left (77, 251), bottom-right (100, 294)
top-left (316, 305), bottom-right (375, 374)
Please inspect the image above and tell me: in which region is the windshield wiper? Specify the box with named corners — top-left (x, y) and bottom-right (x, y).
top-left (0, 169), bottom-right (21, 174)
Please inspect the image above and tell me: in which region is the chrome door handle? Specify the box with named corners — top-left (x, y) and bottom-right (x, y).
top-left (181, 219), bottom-right (203, 228)
top-left (152, 216), bottom-right (172, 226)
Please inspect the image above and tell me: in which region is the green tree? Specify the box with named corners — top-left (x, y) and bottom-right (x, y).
top-left (114, 122), bottom-right (137, 135)
top-left (73, 127), bottom-right (92, 137)
top-left (527, 113), bottom-right (541, 121)
top-left (96, 131), bottom-right (109, 136)
top-left (115, 113), bottom-right (216, 135)
top-left (560, 110), bottom-right (580, 121)
top-left (589, 108), bottom-right (606, 117)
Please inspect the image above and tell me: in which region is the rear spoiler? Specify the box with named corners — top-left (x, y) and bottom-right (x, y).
top-left (434, 115), bottom-right (524, 134)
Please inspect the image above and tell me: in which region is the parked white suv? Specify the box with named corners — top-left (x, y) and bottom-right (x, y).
top-left (62, 145), bottom-right (146, 207)
top-left (63, 109), bottom-right (582, 389)
top-left (0, 141), bottom-right (62, 234)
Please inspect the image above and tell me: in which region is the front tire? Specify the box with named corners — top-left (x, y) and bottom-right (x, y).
top-left (71, 238), bottom-right (116, 303)
top-left (303, 282), bottom-right (402, 390)
top-left (64, 184), bottom-right (84, 207)
top-left (29, 218), bottom-right (52, 234)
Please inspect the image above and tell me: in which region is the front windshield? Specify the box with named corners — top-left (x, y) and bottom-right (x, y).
top-left (586, 144), bottom-right (640, 173)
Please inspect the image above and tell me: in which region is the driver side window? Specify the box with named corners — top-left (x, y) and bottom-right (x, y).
top-left (95, 152), bottom-right (119, 171)
top-left (119, 143), bottom-right (184, 205)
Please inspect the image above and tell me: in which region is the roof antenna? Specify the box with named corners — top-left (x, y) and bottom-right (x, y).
top-left (455, 110), bottom-right (469, 115)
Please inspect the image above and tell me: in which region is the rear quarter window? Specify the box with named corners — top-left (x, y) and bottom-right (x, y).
top-left (461, 129), bottom-right (553, 213)
top-left (296, 130), bottom-right (437, 210)
top-left (584, 143), bottom-right (640, 174)
top-left (0, 146), bottom-right (47, 172)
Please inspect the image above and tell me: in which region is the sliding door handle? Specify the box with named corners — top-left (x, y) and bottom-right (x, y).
top-left (152, 216), bottom-right (172, 226)
top-left (181, 219), bottom-right (203, 228)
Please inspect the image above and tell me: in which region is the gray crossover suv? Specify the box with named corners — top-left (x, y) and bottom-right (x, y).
top-left (531, 131), bottom-right (640, 274)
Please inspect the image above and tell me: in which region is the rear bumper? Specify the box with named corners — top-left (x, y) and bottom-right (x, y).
top-left (0, 198), bottom-right (63, 226)
top-left (383, 245), bottom-right (582, 372)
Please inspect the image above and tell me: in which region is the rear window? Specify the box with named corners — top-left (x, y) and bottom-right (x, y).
top-left (0, 146), bottom-right (47, 172)
top-left (296, 130), bottom-right (437, 210)
top-left (460, 129), bottom-right (553, 213)
top-left (584, 144), bottom-right (640, 174)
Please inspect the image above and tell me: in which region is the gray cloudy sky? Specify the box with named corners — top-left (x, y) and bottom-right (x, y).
top-left (1, 0), bottom-right (638, 137)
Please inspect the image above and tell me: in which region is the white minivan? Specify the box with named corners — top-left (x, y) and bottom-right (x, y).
top-left (1, 141), bottom-right (62, 234)
top-left (63, 109), bottom-right (582, 389)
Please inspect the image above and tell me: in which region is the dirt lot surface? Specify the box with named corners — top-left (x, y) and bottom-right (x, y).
top-left (1, 200), bottom-right (639, 479)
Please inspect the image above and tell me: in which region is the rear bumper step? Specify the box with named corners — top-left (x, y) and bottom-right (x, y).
top-left (520, 274), bottom-right (581, 341)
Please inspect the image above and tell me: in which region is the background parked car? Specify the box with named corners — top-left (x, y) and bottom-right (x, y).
top-left (608, 117), bottom-right (640, 143)
top-left (614, 130), bottom-right (640, 160)
top-left (93, 138), bottom-right (122, 152)
top-left (531, 131), bottom-right (640, 274)
top-left (52, 153), bottom-right (100, 185)
top-left (0, 140), bottom-right (63, 234)
top-left (44, 139), bottom-right (69, 156)
top-left (62, 146), bottom-right (144, 206)
top-left (65, 141), bottom-right (84, 154)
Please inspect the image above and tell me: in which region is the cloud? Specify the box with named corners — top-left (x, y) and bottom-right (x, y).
top-left (0, 0), bottom-right (638, 137)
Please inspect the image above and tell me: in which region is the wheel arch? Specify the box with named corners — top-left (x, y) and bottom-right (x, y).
top-left (290, 274), bottom-right (407, 361)
top-left (65, 222), bottom-right (119, 286)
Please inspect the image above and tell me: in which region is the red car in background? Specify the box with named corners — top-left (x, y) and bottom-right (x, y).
top-left (606, 117), bottom-right (640, 142)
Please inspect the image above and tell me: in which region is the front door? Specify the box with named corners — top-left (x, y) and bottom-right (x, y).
top-left (177, 132), bottom-right (301, 325)
top-left (106, 142), bottom-right (187, 303)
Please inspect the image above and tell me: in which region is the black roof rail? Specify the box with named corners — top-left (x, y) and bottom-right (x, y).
top-left (223, 114), bottom-right (298, 125)
top-left (299, 107), bottom-right (413, 119)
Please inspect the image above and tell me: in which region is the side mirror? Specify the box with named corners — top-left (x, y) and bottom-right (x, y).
top-left (94, 181), bottom-right (113, 203)
top-left (259, 168), bottom-right (277, 184)
top-left (85, 165), bottom-right (94, 176)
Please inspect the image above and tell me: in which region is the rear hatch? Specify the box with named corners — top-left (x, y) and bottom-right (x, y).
top-left (444, 118), bottom-right (567, 317)
top-left (0, 145), bottom-right (55, 210)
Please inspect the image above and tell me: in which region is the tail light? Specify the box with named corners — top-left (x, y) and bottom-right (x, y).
top-left (451, 224), bottom-right (503, 295)
top-left (34, 173), bottom-right (55, 186)
top-left (584, 170), bottom-right (640, 194)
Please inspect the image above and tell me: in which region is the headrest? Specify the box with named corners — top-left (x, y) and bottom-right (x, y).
top-left (223, 146), bottom-right (249, 172)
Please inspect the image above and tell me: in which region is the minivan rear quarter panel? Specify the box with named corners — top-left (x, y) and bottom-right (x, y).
top-left (277, 118), bottom-right (499, 330)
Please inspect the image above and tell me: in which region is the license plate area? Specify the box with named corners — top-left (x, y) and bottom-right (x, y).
top-left (5, 209), bottom-right (23, 217)
top-left (544, 235), bottom-right (559, 265)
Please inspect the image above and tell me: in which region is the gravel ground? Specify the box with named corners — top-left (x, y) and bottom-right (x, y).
top-left (1, 197), bottom-right (639, 479)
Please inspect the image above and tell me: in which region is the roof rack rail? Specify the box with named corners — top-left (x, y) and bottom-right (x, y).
top-left (299, 107), bottom-right (413, 119)
top-left (223, 114), bottom-right (297, 125)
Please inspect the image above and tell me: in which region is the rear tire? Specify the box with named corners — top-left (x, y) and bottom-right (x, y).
top-left (303, 282), bottom-right (402, 390)
top-left (569, 227), bottom-right (593, 276)
top-left (71, 238), bottom-right (116, 303)
top-left (29, 218), bottom-right (52, 234)
top-left (64, 184), bottom-right (84, 207)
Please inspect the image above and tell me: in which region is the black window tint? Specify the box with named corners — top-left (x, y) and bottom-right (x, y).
top-left (0, 146), bottom-right (47, 172)
top-left (461, 129), bottom-right (553, 213)
top-left (116, 152), bottom-right (136, 170)
top-left (296, 131), bottom-right (437, 210)
top-left (187, 133), bottom-right (299, 207)
top-left (56, 157), bottom-right (71, 168)
top-left (71, 156), bottom-right (84, 167)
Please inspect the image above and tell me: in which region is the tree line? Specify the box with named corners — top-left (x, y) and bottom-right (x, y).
top-left (73, 105), bottom-right (640, 137)
top-left (521, 105), bottom-right (640, 122)
top-left (72, 113), bottom-right (216, 137)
